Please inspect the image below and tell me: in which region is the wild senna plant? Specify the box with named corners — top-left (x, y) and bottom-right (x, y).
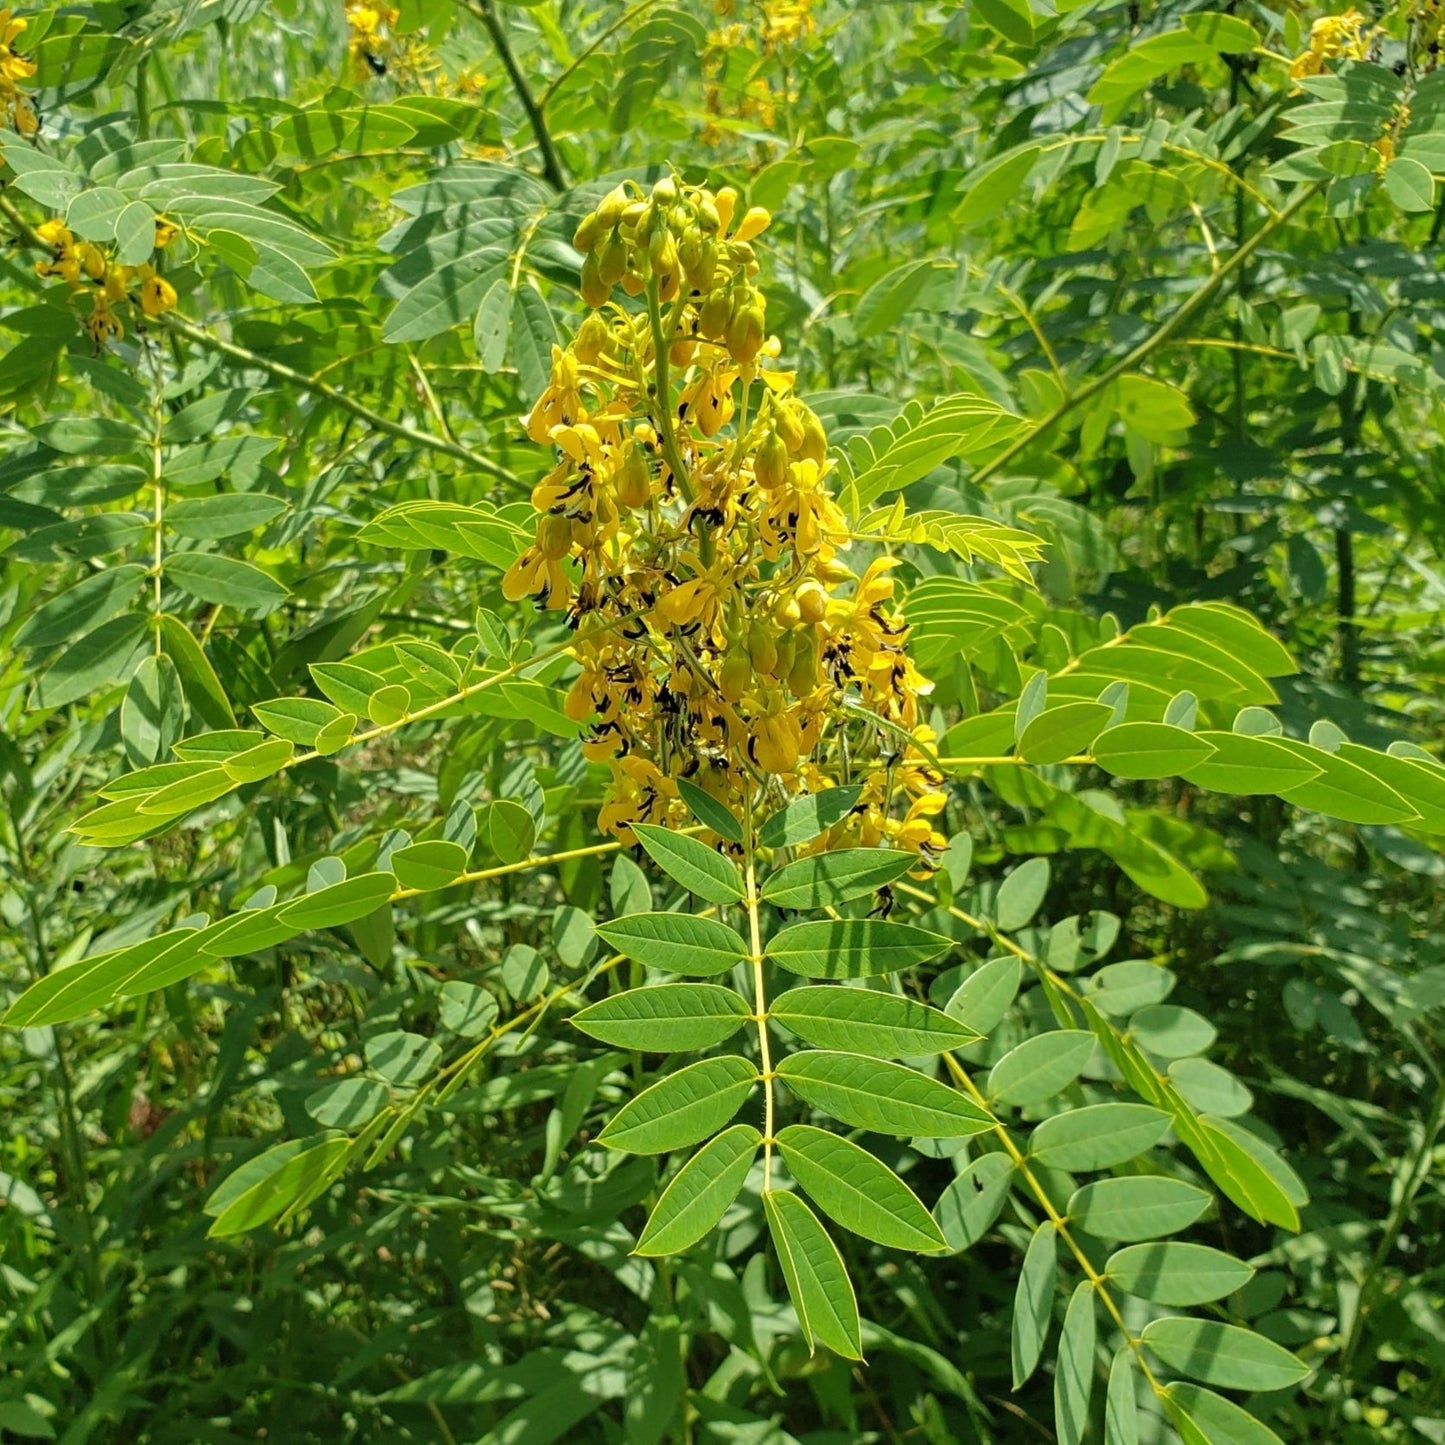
top-left (497, 177), bottom-right (1315, 1432)
top-left (498, 175), bottom-right (966, 1356)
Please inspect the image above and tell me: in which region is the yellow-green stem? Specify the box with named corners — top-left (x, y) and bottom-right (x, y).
top-left (743, 845), bottom-right (774, 1189)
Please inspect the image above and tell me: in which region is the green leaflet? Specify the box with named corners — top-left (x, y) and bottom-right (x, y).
top-left (776, 1124), bottom-right (947, 1252)
top-left (636, 1124), bottom-right (760, 1256)
top-left (1092, 721), bottom-right (1216, 779)
top-left (767, 918), bottom-right (952, 979)
top-left (438, 982), bottom-right (500, 1038)
top-left (1164, 1384), bottom-right (1288, 1445)
top-left (631, 824), bottom-right (744, 904)
top-left (306, 1077), bottom-right (390, 1130)
top-left (757, 786), bottom-right (862, 848)
top-left (389, 840), bottom-right (470, 890)
top-left (4, 927), bottom-right (204, 1027)
top-left (1128, 1003), bottom-right (1217, 1059)
top-left (947, 956), bottom-right (1021, 1036)
top-left (771, 985), bottom-right (980, 1056)
top-left (205, 1132), bottom-right (352, 1238)
top-left (1068, 1176), bottom-right (1212, 1241)
top-left (986, 1029), bottom-right (1095, 1106)
top-left (1180, 733), bottom-right (1320, 794)
top-left (572, 984), bottom-right (751, 1052)
top-left (1106, 1351), bottom-right (1141, 1445)
top-left (595, 913), bottom-right (750, 977)
top-left (598, 1056), bottom-right (758, 1154)
top-left (676, 778), bottom-right (744, 842)
top-left (365, 1030), bottom-right (441, 1087)
top-left (1055, 1281), bottom-right (1096, 1445)
top-left (764, 1190), bottom-right (863, 1360)
top-left (1105, 1242), bottom-right (1254, 1305)
top-left (777, 1050), bottom-right (994, 1137)
top-left (1142, 1318), bottom-right (1309, 1392)
top-left (1012, 1223), bottom-right (1057, 1388)
top-left (760, 848), bottom-right (918, 910)
top-left (994, 856), bottom-right (1050, 930)
top-left (935, 1153), bottom-right (1015, 1253)
top-left (1018, 701), bottom-right (1113, 764)
top-left (1029, 1103), bottom-right (1172, 1171)
top-left (275, 873), bottom-right (399, 930)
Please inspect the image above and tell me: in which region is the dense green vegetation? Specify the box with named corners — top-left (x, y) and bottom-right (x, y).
top-left (1, 0), bottom-right (1443, 1440)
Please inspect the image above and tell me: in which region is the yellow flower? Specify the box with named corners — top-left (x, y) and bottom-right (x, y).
top-left (0, 8), bottom-right (36, 86)
top-left (137, 267), bottom-right (177, 318)
top-left (84, 296), bottom-right (123, 348)
top-left (1289, 8), bottom-right (1375, 80)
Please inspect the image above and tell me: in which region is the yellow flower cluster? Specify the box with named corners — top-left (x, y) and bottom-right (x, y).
top-left (344, 0), bottom-right (484, 94)
top-left (700, 0), bottom-right (812, 144)
top-left (345, 0), bottom-right (401, 82)
top-left (1288, 7), bottom-right (1376, 79)
top-left (503, 175), bottom-right (947, 862)
top-left (33, 218), bottom-right (179, 348)
top-left (0, 7), bottom-right (38, 137)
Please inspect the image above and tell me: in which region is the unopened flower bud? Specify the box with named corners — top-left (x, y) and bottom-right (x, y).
top-left (580, 251), bottom-right (611, 308)
top-left (597, 186), bottom-right (628, 229)
top-left (734, 206), bottom-right (771, 242)
top-left (755, 430), bottom-right (788, 489)
top-left (798, 406), bottom-right (828, 464)
top-left (747, 619), bottom-right (778, 675)
top-left (574, 313), bottom-right (609, 364)
top-left (616, 446), bottom-right (651, 509)
top-left (573, 211), bottom-right (603, 252)
top-left (719, 649), bottom-right (751, 704)
top-left (714, 186), bottom-right (739, 235)
top-left (772, 593), bottom-right (802, 629)
top-left (796, 580), bottom-right (827, 625)
top-left (788, 631), bottom-right (818, 697)
top-left (699, 291), bottom-right (730, 340)
top-left (726, 303), bottom-right (765, 364)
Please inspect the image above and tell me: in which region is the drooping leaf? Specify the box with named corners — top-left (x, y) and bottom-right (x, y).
top-left (1055, 1281), bottom-right (1097, 1445)
top-left (935, 1153), bottom-right (1015, 1252)
top-left (635, 1124), bottom-right (760, 1256)
top-left (776, 1124), bottom-right (947, 1252)
top-left (764, 1190), bottom-right (863, 1359)
top-left (1012, 1223), bottom-right (1057, 1388)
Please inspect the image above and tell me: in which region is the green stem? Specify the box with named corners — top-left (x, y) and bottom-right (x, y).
top-left (147, 343), bottom-right (166, 654)
top-left (646, 278), bottom-right (695, 504)
top-left (1327, 1069), bottom-right (1445, 1430)
top-left (160, 311), bottom-right (519, 484)
top-left (460, 0), bottom-right (566, 190)
top-left (972, 182), bottom-right (1321, 487)
top-left (743, 838), bottom-right (775, 1191)
top-left (539, 0), bottom-right (667, 108)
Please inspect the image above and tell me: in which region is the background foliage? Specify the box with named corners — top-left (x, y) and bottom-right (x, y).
top-left (1, 0), bottom-right (1444, 1441)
